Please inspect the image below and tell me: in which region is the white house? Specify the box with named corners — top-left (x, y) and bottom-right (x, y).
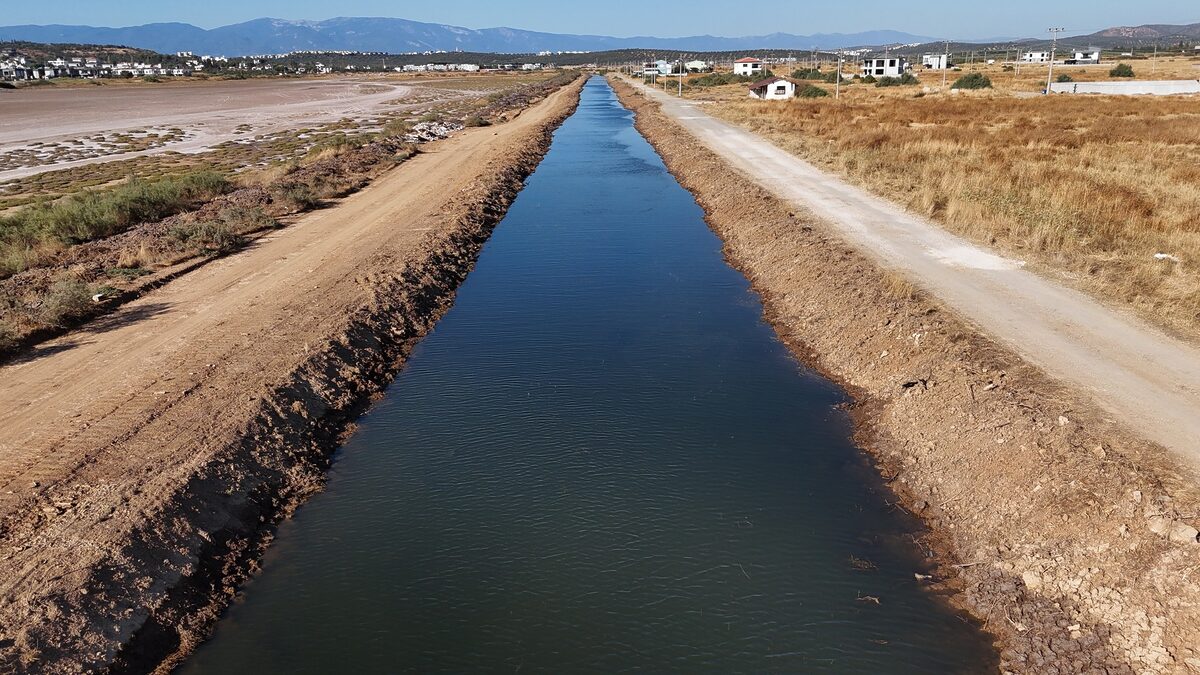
top-left (654, 59), bottom-right (673, 76)
top-left (861, 57), bottom-right (908, 77)
top-left (733, 57), bottom-right (764, 76)
top-left (921, 54), bottom-right (950, 70)
top-left (684, 59), bottom-right (711, 73)
top-left (748, 76), bottom-right (796, 100)
top-left (1021, 51), bottom-right (1052, 63)
top-left (1066, 49), bottom-right (1101, 64)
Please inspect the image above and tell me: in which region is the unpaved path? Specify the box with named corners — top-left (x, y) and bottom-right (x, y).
top-left (632, 79), bottom-right (1200, 462)
top-left (0, 78), bottom-right (581, 672)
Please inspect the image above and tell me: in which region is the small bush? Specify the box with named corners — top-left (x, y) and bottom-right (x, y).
top-left (1002, 65), bottom-right (1015, 72)
top-left (170, 220), bottom-right (242, 254)
top-left (464, 115), bottom-right (491, 128)
top-left (272, 182), bottom-right (320, 211)
top-left (875, 72), bottom-right (918, 88)
top-left (0, 319), bottom-right (15, 351)
top-left (143, 75), bottom-right (162, 83)
top-left (861, 75), bottom-right (877, 84)
top-left (1056, 74), bottom-right (1074, 82)
top-left (822, 71), bottom-right (843, 84)
top-left (797, 84), bottom-right (830, 98)
top-left (792, 68), bottom-right (823, 80)
top-left (0, 82), bottom-right (15, 89)
top-left (1110, 63), bottom-right (1134, 77)
top-left (38, 277), bottom-right (93, 327)
top-left (951, 72), bottom-right (993, 90)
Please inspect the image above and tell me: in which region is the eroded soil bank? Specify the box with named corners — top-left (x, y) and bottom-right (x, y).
top-left (0, 75), bottom-right (583, 674)
top-left (609, 75), bottom-right (1200, 674)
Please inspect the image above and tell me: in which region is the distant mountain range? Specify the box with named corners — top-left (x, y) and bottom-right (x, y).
top-left (0, 17), bottom-right (936, 56)
top-left (0, 17), bottom-right (1195, 56)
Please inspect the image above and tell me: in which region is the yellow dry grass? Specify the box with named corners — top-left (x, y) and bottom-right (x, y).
top-left (695, 61), bottom-right (1200, 337)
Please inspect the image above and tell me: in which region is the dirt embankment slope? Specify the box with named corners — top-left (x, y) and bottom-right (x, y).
top-left (0, 75), bottom-right (584, 674)
top-left (610, 76), bottom-right (1200, 674)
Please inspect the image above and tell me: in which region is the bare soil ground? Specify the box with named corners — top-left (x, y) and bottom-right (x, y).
top-left (612, 75), bottom-right (1200, 674)
top-left (0, 76), bottom-right (463, 181)
top-left (0, 74), bottom-right (583, 674)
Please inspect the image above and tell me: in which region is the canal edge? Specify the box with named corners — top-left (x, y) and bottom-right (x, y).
top-left (606, 74), bottom-right (1200, 673)
top-left (9, 75), bottom-right (588, 675)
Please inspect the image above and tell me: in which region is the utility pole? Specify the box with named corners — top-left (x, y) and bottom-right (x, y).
top-left (1046, 27), bottom-right (1065, 94)
top-left (942, 40), bottom-right (949, 87)
top-left (678, 57), bottom-right (683, 96)
top-left (835, 51), bottom-right (843, 99)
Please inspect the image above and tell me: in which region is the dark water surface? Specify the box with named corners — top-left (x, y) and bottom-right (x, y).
top-left (182, 77), bottom-right (996, 673)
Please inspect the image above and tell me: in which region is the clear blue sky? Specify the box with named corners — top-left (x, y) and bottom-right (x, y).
top-left (8, 0), bottom-right (1197, 40)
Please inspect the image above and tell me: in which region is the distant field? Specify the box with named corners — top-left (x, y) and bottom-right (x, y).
top-left (679, 57), bottom-right (1200, 337)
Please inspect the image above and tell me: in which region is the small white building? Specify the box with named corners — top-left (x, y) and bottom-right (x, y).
top-left (1021, 51), bottom-right (1052, 63)
top-left (748, 76), bottom-right (796, 100)
top-left (733, 57), bottom-right (764, 76)
top-left (921, 54), bottom-right (950, 70)
top-left (1066, 49), bottom-right (1101, 64)
top-left (685, 59), bottom-right (711, 73)
top-left (861, 57), bottom-right (908, 77)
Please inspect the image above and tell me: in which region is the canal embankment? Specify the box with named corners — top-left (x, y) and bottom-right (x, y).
top-left (0, 74), bottom-right (584, 674)
top-left (609, 74), bottom-right (1200, 674)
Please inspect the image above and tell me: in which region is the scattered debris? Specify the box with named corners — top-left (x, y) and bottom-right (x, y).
top-left (403, 121), bottom-right (465, 144)
top-left (1153, 253), bottom-right (1181, 263)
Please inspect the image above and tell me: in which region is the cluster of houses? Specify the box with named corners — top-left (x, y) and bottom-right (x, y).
top-left (396, 62), bottom-right (550, 73)
top-left (0, 54), bottom-right (201, 80)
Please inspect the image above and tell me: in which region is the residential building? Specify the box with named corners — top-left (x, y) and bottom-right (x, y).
top-left (861, 57), bottom-right (908, 77)
top-left (733, 57), bottom-right (764, 76)
top-left (748, 76), bottom-right (797, 100)
top-left (921, 54), bottom-right (950, 70)
top-left (1021, 51), bottom-right (1052, 63)
top-left (684, 60), bottom-right (711, 73)
top-left (1066, 49), bottom-right (1101, 64)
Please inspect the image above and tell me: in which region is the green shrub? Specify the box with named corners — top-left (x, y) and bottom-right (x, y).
top-left (271, 182), bottom-right (320, 211)
top-left (0, 318), bottom-right (15, 351)
top-left (1056, 74), bottom-right (1074, 82)
top-left (0, 171), bottom-right (230, 276)
top-left (464, 115), bottom-right (491, 128)
top-left (797, 84), bottom-right (830, 98)
top-left (875, 72), bottom-right (918, 87)
top-left (951, 72), bottom-right (993, 89)
top-left (792, 68), bottom-right (823, 80)
top-left (822, 71), bottom-right (843, 83)
top-left (38, 277), bottom-right (93, 327)
top-left (1110, 63), bottom-right (1134, 77)
top-left (861, 74), bottom-right (877, 84)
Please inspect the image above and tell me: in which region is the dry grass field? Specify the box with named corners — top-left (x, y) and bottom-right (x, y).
top-left (681, 56), bottom-right (1200, 337)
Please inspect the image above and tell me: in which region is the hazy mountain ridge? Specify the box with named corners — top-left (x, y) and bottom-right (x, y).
top-left (0, 16), bottom-right (935, 55)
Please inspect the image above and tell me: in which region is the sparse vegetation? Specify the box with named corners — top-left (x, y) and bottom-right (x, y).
top-left (0, 171), bottom-right (230, 277)
top-left (1056, 74), bottom-right (1074, 83)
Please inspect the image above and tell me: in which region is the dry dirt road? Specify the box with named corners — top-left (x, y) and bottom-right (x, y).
top-left (0, 79), bottom-right (580, 670)
top-left (632, 79), bottom-right (1200, 464)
